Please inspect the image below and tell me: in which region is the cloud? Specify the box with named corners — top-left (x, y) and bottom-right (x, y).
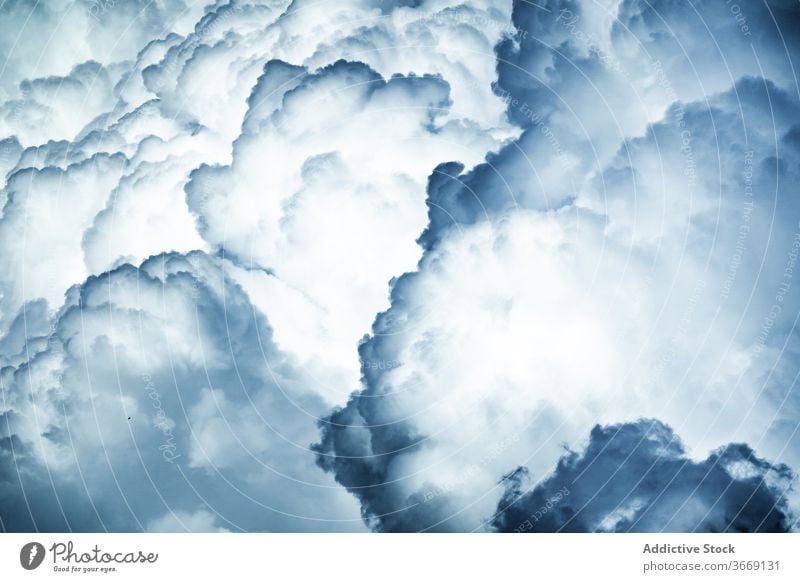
top-left (1, 0), bottom-right (799, 533)
top-left (146, 509), bottom-right (231, 533)
top-left (1, 251), bottom-right (363, 531)
top-left (0, 61), bottom-right (117, 145)
top-left (491, 419), bottom-right (795, 532)
top-left (0, 0), bottom-right (531, 533)
top-left (314, 0), bottom-right (800, 532)
top-left (187, 57), bottom-right (499, 401)
top-left (0, 153), bottom-right (128, 328)
top-left (0, 0), bottom-right (204, 96)
top-left (0, 0), bottom-right (521, 395)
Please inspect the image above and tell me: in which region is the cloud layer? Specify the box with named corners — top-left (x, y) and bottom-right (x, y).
top-left (1, 0), bottom-right (799, 532)
top-left (315, 0), bottom-right (800, 531)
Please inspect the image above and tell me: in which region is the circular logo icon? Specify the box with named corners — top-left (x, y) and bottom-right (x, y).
top-left (20, 542), bottom-right (45, 570)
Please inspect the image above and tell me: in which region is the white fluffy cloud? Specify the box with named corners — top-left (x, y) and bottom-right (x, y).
top-left (1, 0), bottom-right (799, 532)
top-left (1, 252), bottom-right (364, 531)
top-left (0, 0), bottom-right (529, 531)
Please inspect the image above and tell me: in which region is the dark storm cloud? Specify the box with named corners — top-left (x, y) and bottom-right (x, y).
top-left (492, 419), bottom-right (795, 533)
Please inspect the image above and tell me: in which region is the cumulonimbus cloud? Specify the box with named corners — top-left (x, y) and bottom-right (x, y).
top-left (314, 0), bottom-right (800, 532)
top-left (1, 0), bottom-right (799, 532)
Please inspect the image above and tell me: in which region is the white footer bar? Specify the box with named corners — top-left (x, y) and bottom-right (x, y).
top-left (1, 533), bottom-right (797, 581)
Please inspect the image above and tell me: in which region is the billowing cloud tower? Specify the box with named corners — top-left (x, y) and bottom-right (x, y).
top-left (1, 0), bottom-right (798, 532)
